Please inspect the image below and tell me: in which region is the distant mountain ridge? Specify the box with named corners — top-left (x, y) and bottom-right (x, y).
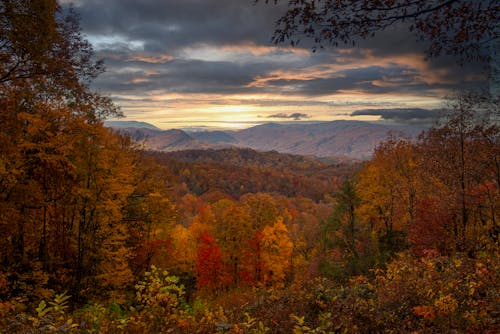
top-left (107, 120), bottom-right (425, 159)
top-left (104, 120), bottom-right (160, 130)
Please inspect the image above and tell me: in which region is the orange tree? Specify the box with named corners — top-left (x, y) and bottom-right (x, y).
top-left (0, 0), bottom-right (145, 304)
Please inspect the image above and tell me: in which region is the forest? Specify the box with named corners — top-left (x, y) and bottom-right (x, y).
top-left (0, 1), bottom-right (499, 333)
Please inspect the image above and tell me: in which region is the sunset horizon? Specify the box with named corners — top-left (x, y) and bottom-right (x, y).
top-left (60, 0), bottom-right (489, 129)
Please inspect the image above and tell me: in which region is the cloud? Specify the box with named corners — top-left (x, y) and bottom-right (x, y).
top-left (267, 113), bottom-right (310, 120)
top-left (327, 100), bottom-right (402, 107)
top-left (93, 57), bottom-right (280, 95)
top-left (62, 0), bottom-right (488, 127)
top-left (75, 0), bottom-right (484, 97)
top-left (262, 65), bottom-right (445, 96)
top-left (72, 0), bottom-right (288, 53)
top-left (351, 108), bottom-right (444, 124)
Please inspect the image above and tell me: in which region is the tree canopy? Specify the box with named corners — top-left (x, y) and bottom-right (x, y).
top-left (258, 0), bottom-right (499, 61)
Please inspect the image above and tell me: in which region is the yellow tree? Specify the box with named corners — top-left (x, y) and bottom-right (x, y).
top-left (241, 193), bottom-right (280, 230)
top-left (240, 193), bottom-right (281, 283)
top-left (213, 200), bottom-right (252, 287)
top-left (356, 136), bottom-right (418, 254)
top-left (71, 123), bottom-right (136, 299)
top-left (170, 224), bottom-right (196, 275)
top-left (261, 217), bottom-right (294, 285)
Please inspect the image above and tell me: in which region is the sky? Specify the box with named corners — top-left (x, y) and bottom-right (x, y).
top-left (63, 0), bottom-right (488, 130)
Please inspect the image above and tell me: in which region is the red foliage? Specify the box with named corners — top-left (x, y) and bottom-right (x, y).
top-left (240, 231), bottom-right (265, 285)
top-left (409, 199), bottom-right (451, 256)
top-left (195, 233), bottom-right (225, 291)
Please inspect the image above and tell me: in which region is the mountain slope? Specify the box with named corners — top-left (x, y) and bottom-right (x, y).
top-left (190, 131), bottom-right (238, 144)
top-left (107, 120), bottom-right (425, 159)
top-left (104, 120), bottom-right (159, 130)
top-left (233, 120), bottom-right (423, 158)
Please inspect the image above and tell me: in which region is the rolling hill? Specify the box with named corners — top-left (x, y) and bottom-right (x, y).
top-left (107, 120), bottom-right (425, 159)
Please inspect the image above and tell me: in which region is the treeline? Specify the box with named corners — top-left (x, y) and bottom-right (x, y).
top-left (153, 148), bottom-right (355, 201)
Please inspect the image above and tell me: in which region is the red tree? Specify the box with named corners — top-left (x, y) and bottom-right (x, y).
top-left (195, 233), bottom-right (225, 292)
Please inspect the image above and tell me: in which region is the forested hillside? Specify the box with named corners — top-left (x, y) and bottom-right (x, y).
top-left (156, 148), bottom-right (355, 201)
top-left (0, 1), bottom-right (499, 333)
top-left (115, 120), bottom-right (424, 159)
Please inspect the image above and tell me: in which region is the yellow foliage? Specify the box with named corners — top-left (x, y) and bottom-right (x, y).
top-left (261, 217), bottom-right (294, 284)
top-left (171, 224), bottom-right (197, 273)
top-left (434, 294), bottom-right (458, 316)
top-left (356, 137), bottom-right (419, 237)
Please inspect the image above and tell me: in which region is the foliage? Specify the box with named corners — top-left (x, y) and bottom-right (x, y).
top-left (159, 148), bottom-right (352, 201)
top-left (261, 217), bottom-right (294, 284)
top-left (0, 1), bottom-right (498, 332)
top-left (258, 0), bottom-right (499, 61)
top-left (320, 178), bottom-right (377, 280)
top-left (0, 292), bottom-right (79, 333)
top-left (196, 233), bottom-right (226, 292)
top-left (129, 265), bottom-right (186, 332)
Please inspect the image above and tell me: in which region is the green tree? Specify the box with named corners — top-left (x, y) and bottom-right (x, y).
top-left (321, 178), bottom-right (376, 278)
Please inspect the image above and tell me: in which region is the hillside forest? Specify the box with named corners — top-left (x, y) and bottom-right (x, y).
top-left (0, 1), bottom-right (499, 333)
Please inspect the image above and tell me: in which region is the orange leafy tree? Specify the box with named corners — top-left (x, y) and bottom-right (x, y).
top-left (0, 0), bottom-right (146, 303)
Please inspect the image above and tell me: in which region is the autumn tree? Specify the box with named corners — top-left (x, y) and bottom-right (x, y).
top-left (71, 125), bottom-right (135, 299)
top-left (0, 0), bottom-right (142, 302)
top-left (0, 0), bottom-right (93, 84)
top-left (417, 92), bottom-right (499, 253)
top-left (287, 210), bottom-right (321, 281)
top-left (409, 198), bottom-right (454, 255)
top-left (213, 200), bottom-right (253, 287)
top-left (356, 137), bottom-right (417, 254)
top-left (261, 217), bottom-right (294, 284)
top-left (124, 152), bottom-right (177, 275)
top-left (258, 0), bottom-right (499, 61)
top-left (170, 225), bottom-right (195, 274)
top-left (240, 193), bottom-right (281, 283)
top-left (195, 233), bottom-right (226, 292)
top-left (241, 193), bottom-right (281, 230)
top-left (169, 202), bottom-right (217, 295)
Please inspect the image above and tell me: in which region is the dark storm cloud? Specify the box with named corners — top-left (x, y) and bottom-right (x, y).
top-left (267, 113), bottom-right (310, 120)
top-left (94, 58), bottom-right (426, 96)
top-left (93, 57), bottom-right (279, 94)
top-left (72, 0), bottom-right (287, 53)
top-left (351, 108), bottom-right (444, 123)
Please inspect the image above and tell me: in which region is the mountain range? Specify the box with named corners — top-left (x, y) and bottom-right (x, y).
top-left (107, 120), bottom-right (425, 159)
